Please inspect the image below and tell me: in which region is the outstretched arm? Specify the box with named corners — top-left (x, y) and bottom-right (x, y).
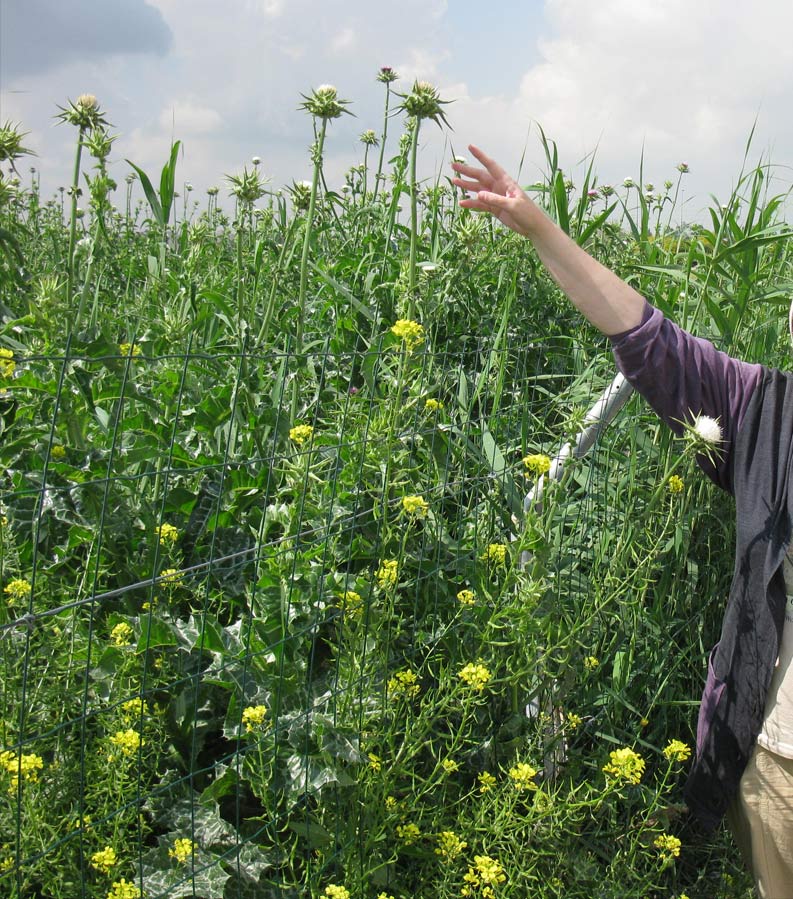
top-left (451, 144), bottom-right (645, 336)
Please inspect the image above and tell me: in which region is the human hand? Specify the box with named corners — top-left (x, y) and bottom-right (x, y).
top-left (451, 145), bottom-right (543, 237)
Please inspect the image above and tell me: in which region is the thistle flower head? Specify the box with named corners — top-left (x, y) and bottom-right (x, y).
top-left (376, 65), bottom-right (399, 84)
top-left (360, 129), bottom-right (378, 146)
top-left (56, 95), bottom-right (109, 130)
top-left (397, 80), bottom-right (451, 128)
top-left (692, 414), bottom-right (722, 445)
top-left (289, 180), bottom-right (312, 211)
top-left (0, 121), bottom-right (34, 166)
top-left (225, 166), bottom-right (268, 206)
top-left (677, 162), bottom-right (690, 173)
top-left (300, 84), bottom-right (352, 120)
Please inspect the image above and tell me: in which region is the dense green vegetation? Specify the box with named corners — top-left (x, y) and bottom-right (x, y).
top-left (2, 81), bottom-right (791, 898)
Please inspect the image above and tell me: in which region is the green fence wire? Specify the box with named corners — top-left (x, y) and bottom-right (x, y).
top-left (0, 331), bottom-right (734, 898)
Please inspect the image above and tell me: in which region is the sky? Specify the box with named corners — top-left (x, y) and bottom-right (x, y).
top-left (1, 0), bottom-right (793, 222)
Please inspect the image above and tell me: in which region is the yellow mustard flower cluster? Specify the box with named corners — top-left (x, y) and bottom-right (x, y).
top-left (159, 567), bottom-right (182, 585)
top-left (0, 854), bottom-right (13, 873)
top-left (91, 846), bottom-right (118, 874)
top-left (0, 348), bottom-right (15, 378)
top-left (289, 424), bottom-right (314, 445)
top-left (0, 751), bottom-right (44, 791)
top-left (121, 698), bottom-right (146, 723)
top-left (458, 662), bottom-right (491, 692)
top-left (390, 318), bottom-right (425, 349)
top-left (457, 589), bottom-right (476, 605)
top-left (109, 729), bottom-right (143, 758)
top-left (477, 771), bottom-right (497, 793)
top-left (566, 712), bottom-right (582, 730)
top-left (435, 830), bottom-right (467, 859)
top-left (322, 886), bottom-right (350, 899)
top-left (481, 543), bottom-right (507, 566)
top-left (402, 495), bottom-right (429, 517)
top-left (119, 343), bottom-right (141, 358)
top-left (367, 752), bottom-right (382, 772)
top-left (377, 894), bottom-right (396, 899)
top-left (424, 398), bottom-right (443, 412)
top-left (341, 589), bottom-right (363, 616)
top-left (51, 444), bottom-right (67, 460)
top-left (583, 655), bottom-right (599, 671)
top-left (396, 822), bottom-right (421, 845)
top-left (442, 758), bottom-right (459, 774)
top-left (654, 833), bottom-right (682, 861)
top-left (522, 453), bottom-right (552, 475)
top-left (169, 838), bottom-right (195, 864)
top-left (110, 622), bottom-right (134, 646)
top-left (663, 739), bottom-right (692, 763)
top-left (156, 523), bottom-right (179, 546)
top-left (384, 795), bottom-right (398, 811)
top-left (376, 559), bottom-right (399, 590)
top-left (507, 762), bottom-right (538, 791)
top-left (602, 747), bottom-right (645, 785)
top-left (667, 474), bottom-right (685, 494)
top-left (387, 669), bottom-right (421, 699)
top-left (241, 705), bottom-right (267, 733)
top-left (461, 855), bottom-right (506, 898)
top-left (4, 578), bottom-right (31, 603)
top-left (107, 879), bottom-right (141, 899)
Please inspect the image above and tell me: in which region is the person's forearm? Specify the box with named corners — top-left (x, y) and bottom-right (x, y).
top-left (526, 209), bottom-right (645, 336)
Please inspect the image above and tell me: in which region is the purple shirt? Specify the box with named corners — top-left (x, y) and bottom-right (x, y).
top-left (609, 302), bottom-right (764, 493)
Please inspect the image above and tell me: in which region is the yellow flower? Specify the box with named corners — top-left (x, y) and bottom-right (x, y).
top-left (388, 669), bottom-right (420, 699)
top-left (458, 662), bottom-right (491, 692)
top-left (653, 833), bottom-right (682, 861)
top-left (481, 543), bottom-right (507, 566)
top-left (0, 855), bottom-right (13, 873)
top-left (667, 474), bottom-right (684, 494)
top-left (1, 751), bottom-right (44, 791)
top-left (241, 705), bottom-right (267, 733)
top-left (566, 712), bottom-right (582, 730)
top-left (169, 838), bottom-right (195, 864)
top-left (159, 567), bottom-right (182, 586)
top-left (368, 752), bottom-right (382, 772)
top-left (322, 886), bottom-right (350, 899)
top-left (522, 453), bottom-right (552, 475)
top-left (118, 343), bottom-right (141, 358)
top-left (602, 747), bottom-right (645, 785)
top-left (51, 444), bottom-right (67, 460)
top-left (106, 879), bottom-right (141, 899)
top-left (663, 739), bottom-right (692, 763)
top-left (91, 846), bottom-right (118, 874)
top-left (341, 589), bottom-right (363, 616)
top-left (396, 822), bottom-right (421, 845)
top-left (110, 622), bottom-right (134, 646)
top-left (289, 424), bottom-right (314, 445)
top-left (424, 398), bottom-right (444, 412)
top-left (109, 729), bottom-right (143, 758)
top-left (583, 655), bottom-right (599, 671)
top-left (377, 894), bottom-right (395, 899)
top-left (121, 698), bottom-right (146, 723)
top-left (155, 523), bottom-right (179, 546)
top-left (456, 589), bottom-right (475, 605)
top-left (385, 795), bottom-right (397, 810)
top-left (435, 830), bottom-right (467, 859)
top-left (3, 578), bottom-right (31, 603)
top-left (376, 559), bottom-right (399, 590)
top-left (390, 318), bottom-right (425, 348)
top-left (477, 771), bottom-right (497, 793)
top-left (463, 855), bottom-right (507, 894)
top-left (0, 348), bottom-right (15, 379)
top-left (441, 758), bottom-right (459, 774)
top-left (508, 761), bottom-right (538, 791)
top-left (402, 495), bottom-right (429, 517)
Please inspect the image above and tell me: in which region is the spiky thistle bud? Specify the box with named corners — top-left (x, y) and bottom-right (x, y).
top-left (289, 180), bottom-right (312, 212)
top-left (0, 121), bottom-right (35, 167)
top-left (398, 80), bottom-right (452, 128)
top-left (376, 66), bottom-right (399, 84)
top-left (360, 129), bottom-right (378, 146)
top-left (56, 94), bottom-right (109, 130)
top-left (299, 84), bottom-right (352, 120)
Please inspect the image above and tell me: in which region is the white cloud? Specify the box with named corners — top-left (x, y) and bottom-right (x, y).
top-left (157, 100), bottom-right (222, 136)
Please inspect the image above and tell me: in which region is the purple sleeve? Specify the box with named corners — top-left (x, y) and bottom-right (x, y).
top-left (609, 301), bottom-right (763, 492)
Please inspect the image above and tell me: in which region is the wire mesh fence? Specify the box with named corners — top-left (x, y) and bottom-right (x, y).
top-left (0, 330), bottom-right (732, 898)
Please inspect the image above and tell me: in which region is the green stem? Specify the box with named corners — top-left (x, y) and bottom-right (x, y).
top-left (374, 84), bottom-right (392, 201)
top-left (407, 117), bottom-right (421, 319)
top-left (236, 223), bottom-right (244, 327)
top-left (292, 117), bottom-right (328, 424)
top-left (66, 126), bottom-right (86, 327)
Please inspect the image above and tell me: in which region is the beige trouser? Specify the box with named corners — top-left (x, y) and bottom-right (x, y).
top-left (726, 743), bottom-right (793, 899)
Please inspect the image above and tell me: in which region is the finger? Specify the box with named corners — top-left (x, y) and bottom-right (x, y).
top-left (468, 145), bottom-right (507, 179)
top-left (460, 190), bottom-right (511, 213)
top-left (451, 177), bottom-right (484, 192)
top-left (451, 161), bottom-right (493, 184)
